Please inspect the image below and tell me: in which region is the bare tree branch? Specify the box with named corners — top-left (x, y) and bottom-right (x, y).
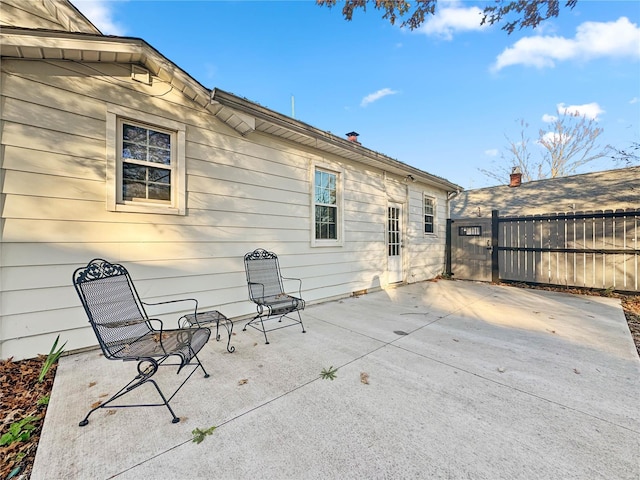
top-left (481, 112), bottom-right (610, 185)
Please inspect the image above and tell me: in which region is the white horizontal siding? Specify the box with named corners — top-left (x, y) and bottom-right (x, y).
top-left (1, 58), bottom-right (449, 360)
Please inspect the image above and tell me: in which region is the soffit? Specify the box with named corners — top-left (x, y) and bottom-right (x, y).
top-left (0, 28), bottom-right (212, 109)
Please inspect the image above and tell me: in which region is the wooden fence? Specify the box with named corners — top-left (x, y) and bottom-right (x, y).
top-left (497, 209), bottom-right (639, 292)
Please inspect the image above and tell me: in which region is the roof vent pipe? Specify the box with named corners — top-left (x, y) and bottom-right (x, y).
top-left (346, 131), bottom-right (360, 143)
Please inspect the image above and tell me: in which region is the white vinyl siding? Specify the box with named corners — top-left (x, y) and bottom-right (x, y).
top-left (0, 57), bottom-right (451, 361)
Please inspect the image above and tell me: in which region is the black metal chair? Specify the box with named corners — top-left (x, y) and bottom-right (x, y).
top-left (72, 258), bottom-right (211, 426)
top-left (243, 248), bottom-right (306, 344)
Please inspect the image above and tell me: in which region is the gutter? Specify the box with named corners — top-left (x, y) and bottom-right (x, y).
top-left (211, 88), bottom-right (462, 192)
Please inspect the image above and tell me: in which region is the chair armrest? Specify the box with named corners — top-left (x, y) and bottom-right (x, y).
top-left (281, 276), bottom-right (303, 298)
top-left (142, 298), bottom-right (198, 327)
top-left (247, 281), bottom-right (266, 301)
top-left (142, 297), bottom-right (198, 311)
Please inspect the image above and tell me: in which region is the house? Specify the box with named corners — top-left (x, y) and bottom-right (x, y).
top-left (451, 166), bottom-right (640, 219)
top-left (0, 0), bottom-right (461, 360)
top-left (448, 166), bottom-right (639, 289)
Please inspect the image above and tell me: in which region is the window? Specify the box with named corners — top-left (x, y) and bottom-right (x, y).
top-left (315, 169), bottom-right (337, 240)
top-left (424, 195), bottom-right (435, 234)
top-left (311, 165), bottom-right (343, 246)
top-left (121, 122), bottom-right (172, 203)
top-left (107, 105), bottom-right (186, 215)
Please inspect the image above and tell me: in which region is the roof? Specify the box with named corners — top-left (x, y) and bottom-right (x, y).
top-left (0, 0), bottom-right (461, 193)
top-left (451, 166), bottom-right (640, 218)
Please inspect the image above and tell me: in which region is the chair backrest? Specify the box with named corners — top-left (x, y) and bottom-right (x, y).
top-left (73, 259), bottom-right (150, 359)
top-left (244, 249), bottom-right (285, 302)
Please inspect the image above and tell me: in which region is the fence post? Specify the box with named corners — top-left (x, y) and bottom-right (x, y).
top-left (492, 210), bottom-right (500, 283)
top-left (445, 219), bottom-right (452, 276)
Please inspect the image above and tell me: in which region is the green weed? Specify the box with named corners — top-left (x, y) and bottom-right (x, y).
top-left (192, 426), bottom-right (216, 444)
top-left (38, 335), bottom-right (66, 383)
top-left (320, 366), bottom-right (338, 380)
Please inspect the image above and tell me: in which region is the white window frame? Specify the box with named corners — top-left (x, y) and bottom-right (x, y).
top-left (424, 194), bottom-right (436, 235)
top-left (106, 104), bottom-right (186, 215)
top-left (311, 163), bottom-right (344, 247)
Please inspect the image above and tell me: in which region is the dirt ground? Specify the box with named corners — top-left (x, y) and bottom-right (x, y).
top-left (1, 286), bottom-right (639, 479)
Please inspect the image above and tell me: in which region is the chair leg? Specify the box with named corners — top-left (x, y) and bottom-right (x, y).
top-left (259, 316), bottom-right (270, 344)
top-left (78, 358), bottom-right (195, 426)
top-left (243, 314), bottom-right (270, 344)
top-left (297, 310), bottom-right (306, 334)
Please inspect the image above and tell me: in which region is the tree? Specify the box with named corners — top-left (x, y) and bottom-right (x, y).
top-left (481, 112), bottom-right (609, 184)
top-left (316, 0), bottom-right (578, 33)
top-left (609, 142), bottom-right (640, 167)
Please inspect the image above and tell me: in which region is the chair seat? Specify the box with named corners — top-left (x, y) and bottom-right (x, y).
top-left (107, 327), bottom-right (210, 366)
top-left (257, 295), bottom-right (302, 314)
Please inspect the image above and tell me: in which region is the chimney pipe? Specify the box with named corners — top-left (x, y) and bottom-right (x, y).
top-left (346, 131), bottom-right (360, 143)
top-left (509, 166), bottom-right (522, 188)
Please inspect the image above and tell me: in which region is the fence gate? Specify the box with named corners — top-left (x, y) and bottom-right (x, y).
top-left (448, 209), bottom-right (640, 293)
top-left (449, 218), bottom-right (493, 282)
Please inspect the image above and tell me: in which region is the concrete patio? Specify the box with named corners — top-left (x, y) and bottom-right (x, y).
top-left (32, 279), bottom-right (640, 479)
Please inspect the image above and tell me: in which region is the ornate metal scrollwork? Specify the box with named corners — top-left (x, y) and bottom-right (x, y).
top-left (74, 258), bottom-right (128, 283)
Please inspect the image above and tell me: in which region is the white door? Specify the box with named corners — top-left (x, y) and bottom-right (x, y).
top-left (387, 203), bottom-right (403, 283)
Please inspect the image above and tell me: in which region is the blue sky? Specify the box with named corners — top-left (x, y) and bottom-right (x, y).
top-left (71, 0), bottom-right (640, 189)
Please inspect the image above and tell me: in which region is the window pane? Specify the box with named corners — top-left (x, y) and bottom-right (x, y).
top-left (123, 180), bottom-right (145, 201)
top-left (326, 206), bottom-right (336, 223)
top-left (425, 215), bottom-right (434, 233)
top-left (123, 163), bottom-right (146, 180)
top-left (148, 167), bottom-right (170, 183)
top-left (123, 143), bottom-right (147, 161)
top-left (148, 184), bottom-right (171, 201)
top-left (148, 130), bottom-right (170, 149)
top-left (123, 124), bottom-right (147, 143)
top-left (148, 147), bottom-right (171, 165)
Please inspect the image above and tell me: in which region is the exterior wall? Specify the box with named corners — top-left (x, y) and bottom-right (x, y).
top-left (406, 187), bottom-right (449, 281)
top-left (1, 0), bottom-right (99, 33)
top-left (0, 58), bottom-right (448, 360)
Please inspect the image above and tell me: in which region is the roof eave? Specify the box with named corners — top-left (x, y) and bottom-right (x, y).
top-left (0, 28), bottom-right (212, 109)
top-left (211, 88), bottom-right (462, 192)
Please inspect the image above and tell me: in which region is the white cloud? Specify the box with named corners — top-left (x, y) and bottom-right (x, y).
top-left (71, 0), bottom-right (126, 36)
top-left (630, 97), bottom-right (639, 105)
top-left (557, 102), bottom-right (604, 120)
top-left (484, 149), bottom-right (498, 157)
top-left (542, 114), bottom-right (557, 123)
top-left (492, 16), bottom-right (640, 71)
top-left (360, 88), bottom-right (399, 107)
top-left (417, 2), bottom-right (486, 40)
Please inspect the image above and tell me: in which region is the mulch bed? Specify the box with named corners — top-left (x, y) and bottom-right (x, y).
top-left (0, 358), bottom-right (57, 479)
top-left (1, 286), bottom-right (638, 479)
